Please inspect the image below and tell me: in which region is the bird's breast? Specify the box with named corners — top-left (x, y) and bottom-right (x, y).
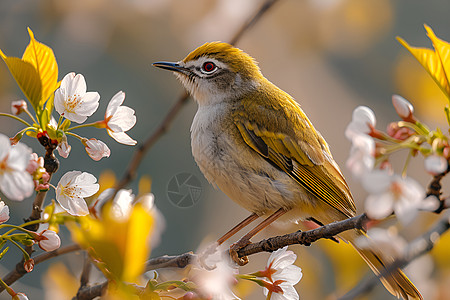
top-left (190, 104), bottom-right (315, 218)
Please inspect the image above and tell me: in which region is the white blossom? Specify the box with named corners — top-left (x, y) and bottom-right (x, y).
top-left (54, 72), bottom-right (100, 123)
top-left (103, 91), bottom-right (137, 145)
top-left (0, 134), bottom-right (34, 201)
top-left (356, 228), bottom-right (406, 259)
top-left (191, 245), bottom-right (240, 300)
top-left (346, 134), bottom-right (375, 178)
top-left (56, 171), bottom-right (99, 216)
top-left (362, 170), bottom-right (425, 225)
top-left (262, 246), bottom-right (302, 300)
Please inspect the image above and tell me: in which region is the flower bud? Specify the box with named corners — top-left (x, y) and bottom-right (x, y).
top-left (83, 138), bottom-right (111, 161)
top-left (386, 122), bottom-right (414, 140)
top-left (23, 258), bottom-right (34, 273)
top-left (38, 230), bottom-right (61, 252)
top-left (12, 292), bottom-right (29, 300)
top-left (11, 100), bottom-right (27, 115)
top-left (0, 201), bottom-right (10, 224)
top-left (425, 155), bottom-right (448, 175)
top-left (57, 137), bottom-right (71, 159)
top-left (392, 95), bottom-right (415, 122)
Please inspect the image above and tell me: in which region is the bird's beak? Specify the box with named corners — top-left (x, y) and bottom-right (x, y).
top-left (152, 61), bottom-right (189, 74)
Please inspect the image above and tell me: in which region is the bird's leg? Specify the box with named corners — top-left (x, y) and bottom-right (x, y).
top-left (217, 213), bottom-right (259, 245)
top-left (230, 208), bottom-right (287, 266)
top-left (198, 213), bottom-right (260, 269)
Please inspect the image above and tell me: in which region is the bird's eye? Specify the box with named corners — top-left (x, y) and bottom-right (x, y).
top-left (200, 61), bottom-right (217, 74)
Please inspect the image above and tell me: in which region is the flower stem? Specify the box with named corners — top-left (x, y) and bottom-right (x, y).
top-left (23, 107), bottom-right (38, 125)
top-left (65, 131), bottom-right (83, 140)
top-left (0, 277), bottom-right (15, 296)
top-left (0, 113), bottom-right (32, 127)
top-left (67, 122), bottom-right (98, 131)
top-left (0, 220), bottom-right (43, 237)
top-left (6, 237), bottom-right (30, 261)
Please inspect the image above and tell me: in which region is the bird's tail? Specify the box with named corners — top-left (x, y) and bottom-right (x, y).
top-left (345, 230), bottom-right (423, 300)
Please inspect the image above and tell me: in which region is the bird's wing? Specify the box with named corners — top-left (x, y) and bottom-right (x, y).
top-left (234, 116), bottom-right (356, 218)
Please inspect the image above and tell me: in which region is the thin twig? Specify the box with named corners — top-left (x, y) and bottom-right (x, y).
top-left (0, 244), bottom-right (80, 291)
top-left (115, 0), bottom-right (281, 190)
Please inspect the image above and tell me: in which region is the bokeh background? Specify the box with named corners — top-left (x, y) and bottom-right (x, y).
top-left (1, 0), bottom-right (450, 299)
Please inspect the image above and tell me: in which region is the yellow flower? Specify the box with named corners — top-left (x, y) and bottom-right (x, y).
top-left (397, 25), bottom-right (450, 102)
top-left (68, 199), bottom-right (154, 284)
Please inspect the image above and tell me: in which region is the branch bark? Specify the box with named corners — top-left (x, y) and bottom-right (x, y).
top-left (0, 244), bottom-right (80, 291)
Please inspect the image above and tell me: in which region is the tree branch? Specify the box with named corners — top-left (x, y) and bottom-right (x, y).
top-left (339, 213), bottom-right (450, 300)
top-left (0, 244), bottom-right (80, 291)
top-left (73, 214), bottom-right (368, 300)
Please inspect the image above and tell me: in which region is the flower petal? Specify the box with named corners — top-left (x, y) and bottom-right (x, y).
top-left (74, 91), bottom-right (100, 116)
top-left (106, 91), bottom-right (125, 118)
top-left (0, 170), bottom-right (34, 201)
top-left (0, 134), bottom-right (11, 161)
top-left (65, 196), bottom-right (89, 216)
top-left (361, 170), bottom-right (392, 194)
top-left (108, 106), bottom-right (136, 132)
top-left (108, 130), bottom-right (137, 146)
top-left (365, 193), bottom-right (394, 220)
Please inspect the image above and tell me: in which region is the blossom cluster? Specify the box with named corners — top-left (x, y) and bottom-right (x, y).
top-left (344, 25), bottom-right (450, 273)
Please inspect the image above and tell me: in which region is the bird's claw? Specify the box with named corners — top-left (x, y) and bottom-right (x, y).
top-left (229, 239), bottom-right (251, 266)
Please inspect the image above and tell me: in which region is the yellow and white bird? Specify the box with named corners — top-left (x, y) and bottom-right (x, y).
top-left (154, 42), bottom-right (422, 299)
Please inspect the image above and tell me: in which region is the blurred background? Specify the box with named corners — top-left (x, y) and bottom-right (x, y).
top-left (1, 0), bottom-right (450, 299)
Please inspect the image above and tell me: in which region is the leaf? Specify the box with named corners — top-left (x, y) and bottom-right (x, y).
top-left (22, 28), bottom-right (59, 109)
top-left (0, 53), bottom-right (42, 108)
top-left (425, 25), bottom-right (450, 88)
top-left (397, 36), bottom-right (450, 100)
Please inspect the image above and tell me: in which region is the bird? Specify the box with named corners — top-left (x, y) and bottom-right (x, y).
top-left (153, 42), bottom-right (422, 299)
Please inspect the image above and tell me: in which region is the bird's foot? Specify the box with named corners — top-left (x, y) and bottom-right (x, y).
top-left (229, 238), bottom-right (251, 266)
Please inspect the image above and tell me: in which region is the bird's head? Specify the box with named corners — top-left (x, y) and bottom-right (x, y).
top-left (153, 42), bottom-right (264, 106)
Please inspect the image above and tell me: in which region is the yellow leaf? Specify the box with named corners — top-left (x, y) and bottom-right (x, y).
top-left (397, 36), bottom-right (450, 100)
top-left (424, 25), bottom-right (450, 91)
top-left (0, 52), bottom-right (42, 108)
top-left (0, 28), bottom-right (58, 111)
top-left (22, 28), bottom-right (59, 109)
